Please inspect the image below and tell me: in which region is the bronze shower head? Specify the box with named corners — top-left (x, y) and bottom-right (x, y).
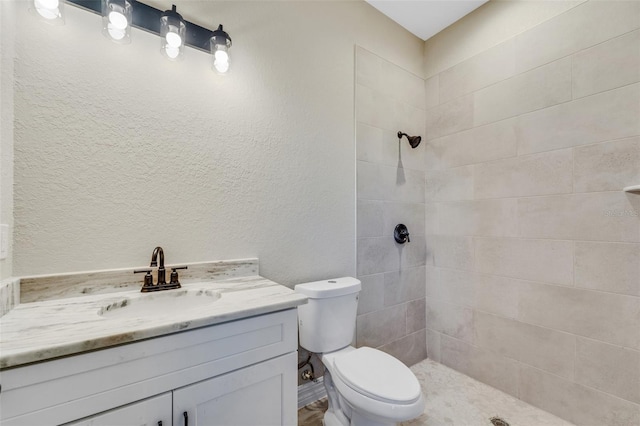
top-left (397, 131), bottom-right (422, 148)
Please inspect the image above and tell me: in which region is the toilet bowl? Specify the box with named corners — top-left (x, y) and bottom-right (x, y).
top-left (295, 278), bottom-right (425, 426)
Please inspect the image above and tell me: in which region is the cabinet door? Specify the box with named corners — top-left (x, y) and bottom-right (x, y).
top-left (65, 393), bottom-right (172, 426)
top-left (173, 352), bottom-right (297, 426)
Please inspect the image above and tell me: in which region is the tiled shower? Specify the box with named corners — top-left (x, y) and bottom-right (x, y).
top-left (356, 1), bottom-right (640, 425)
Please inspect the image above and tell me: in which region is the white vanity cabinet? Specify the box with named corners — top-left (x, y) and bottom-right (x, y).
top-left (0, 309), bottom-right (298, 426)
top-left (66, 393), bottom-right (172, 426)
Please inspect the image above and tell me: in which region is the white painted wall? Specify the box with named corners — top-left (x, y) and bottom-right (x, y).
top-left (7, 0), bottom-right (423, 285)
top-left (0, 1), bottom-right (16, 281)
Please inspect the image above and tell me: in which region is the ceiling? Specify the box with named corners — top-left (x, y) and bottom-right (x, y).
top-left (366, 0), bottom-right (488, 41)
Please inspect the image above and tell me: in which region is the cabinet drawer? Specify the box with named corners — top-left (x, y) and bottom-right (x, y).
top-left (1, 309), bottom-right (297, 425)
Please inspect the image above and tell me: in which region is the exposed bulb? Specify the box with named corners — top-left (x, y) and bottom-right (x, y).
top-left (214, 59), bottom-right (229, 74)
top-left (108, 10), bottom-right (128, 29)
top-left (165, 46), bottom-right (180, 59)
top-left (214, 49), bottom-right (228, 63)
top-left (165, 30), bottom-right (182, 48)
top-left (107, 24), bottom-right (126, 40)
top-left (34, 0), bottom-right (60, 19)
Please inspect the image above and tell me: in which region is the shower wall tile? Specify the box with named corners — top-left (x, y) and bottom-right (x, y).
top-left (473, 57), bottom-right (572, 126)
top-left (424, 203), bottom-right (438, 236)
top-left (438, 39), bottom-right (515, 104)
top-left (355, 46), bottom-right (382, 92)
top-left (426, 300), bottom-right (474, 344)
top-left (356, 47), bottom-right (427, 360)
top-left (428, 118), bottom-right (517, 169)
top-left (382, 59), bottom-right (426, 111)
top-left (383, 166), bottom-right (425, 204)
top-left (406, 298), bottom-right (426, 334)
top-left (473, 274), bottom-right (520, 320)
top-left (357, 199), bottom-right (384, 238)
top-left (475, 238), bottom-right (573, 285)
top-left (426, 329), bottom-right (441, 362)
top-left (517, 83), bottom-right (640, 155)
top-left (379, 329), bottom-right (427, 367)
top-left (356, 122), bottom-right (384, 164)
top-left (473, 149), bottom-right (573, 199)
top-left (514, 0), bottom-right (640, 73)
top-left (572, 29), bottom-right (640, 99)
top-left (384, 266), bottom-right (426, 306)
top-left (424, 75), bottom-right (439, 109)
top-left (574, 241), bottom-right (640, 297)
top-left (356, 303), bottom-right (406, 348)
top-left (424, 94), bottom-right (474, 140)
top-left (575, 337), bottom-right (640, 404)
top-left (425, 266), bottom-right (438, 298)
top-left (400, 235), bottom-right (427, 269)
top-left (357, 237), bottom-right (399, 276)
top-left (423, 3), bottom-right (640, 423)
top-left (425, 166), bottom-right (474, 202)
top-left (357, 273), bottom-right (385, 315)
top-left (518, 282), bottom-right (640, 350)
top-left (518, 193), bottom-right (640, 242)
top-left (573, 137), bottom-right (640, 193)
top-left (473, 311), bottom-right (575, 380)
top-left (431, 236), bottom-right (475, 271)
top-left (357, 161), bottom-right (385, 201)
top-left (383, 202), bottom-right (425, 238)
top-left (434, 267), bottom-right (475, 307)
top-left (519, 364), bottom-right (640, 426)
top-left (440, 335), bottom-right (519, 396)
top-left (437, 199), bottom-right (518, 237)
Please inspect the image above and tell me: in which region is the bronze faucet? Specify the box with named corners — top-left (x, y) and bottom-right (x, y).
top-left (134, 246), bottom-right (187, 292)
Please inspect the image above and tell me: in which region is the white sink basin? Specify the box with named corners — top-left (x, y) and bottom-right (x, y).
top-left (99, 288), bottom-right (221, 320)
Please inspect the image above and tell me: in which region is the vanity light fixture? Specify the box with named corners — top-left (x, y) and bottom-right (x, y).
top-left (210, 25), bottom-right (232, 74)
top-left (45, 0), bottom-right (234, 73)
top-left (160, 5), bottom-right (186, 60)
top-left (32, 0), bottom-right (65, 24)
top-left (102, 0), bottom-right (132, 43)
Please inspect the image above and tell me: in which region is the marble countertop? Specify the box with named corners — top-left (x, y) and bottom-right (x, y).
top-left (0, 275), bottom-right (307, 369)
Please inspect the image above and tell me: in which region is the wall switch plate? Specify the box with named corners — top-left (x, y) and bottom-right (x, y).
top-left (0, 224), bottom-right (8, 260)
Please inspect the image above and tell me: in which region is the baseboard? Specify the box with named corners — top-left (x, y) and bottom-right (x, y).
top-left (297, 376), bottom-right (326, 409)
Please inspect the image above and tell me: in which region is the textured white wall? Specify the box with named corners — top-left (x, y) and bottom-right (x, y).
top-left (0, 1), bottom-right (16, 280)
top-left (10, 0), bottom-right (423, 285)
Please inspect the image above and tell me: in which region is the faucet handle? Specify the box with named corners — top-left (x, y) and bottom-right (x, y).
top-left (169, 266), bottom-right (188, 285)
top-left (134, 268), bottom-right (154, 289)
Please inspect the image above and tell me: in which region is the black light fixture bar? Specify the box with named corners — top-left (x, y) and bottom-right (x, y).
top-left (67, 0), bottom-right (215, 52)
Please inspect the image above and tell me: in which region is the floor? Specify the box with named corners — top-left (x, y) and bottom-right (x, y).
top-left (298, 359), bottom-right (574, 426)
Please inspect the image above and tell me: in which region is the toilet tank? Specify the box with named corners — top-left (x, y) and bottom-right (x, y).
top-left (294, 277), bottom-right (361, 353)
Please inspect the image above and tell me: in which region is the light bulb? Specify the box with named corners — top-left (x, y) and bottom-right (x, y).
top-left (214, 59), bottom-right (229, 73)
top-left (214, 49), bottom-right (228, 63)
top-left (165, 30), bottom-right (182, 48)
top-left (34, 0), bottom-right (60, 19)
top-left (102, 0), bottom-right (131, 43)
top-left (108, 10), bottom-right (128, 30)
top-left (165, 46), bottom-right (180, 59)
top-left (107, 24), bottom-right (126, 40)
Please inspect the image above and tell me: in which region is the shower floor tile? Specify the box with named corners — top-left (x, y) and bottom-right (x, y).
top-left (297, 358), bottom-right (574, 426)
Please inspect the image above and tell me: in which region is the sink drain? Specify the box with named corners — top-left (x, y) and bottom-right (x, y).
top-left (490, 417), bottom-right (510, 426)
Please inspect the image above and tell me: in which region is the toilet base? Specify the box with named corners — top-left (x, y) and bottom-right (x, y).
top-left (323, 369), bottom-right (401, 426)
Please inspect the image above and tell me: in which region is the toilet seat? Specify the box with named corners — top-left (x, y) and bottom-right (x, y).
top-left (322, 347), bottom-right (425, 423)
top-left (333, 347), bottom-right (421, 404)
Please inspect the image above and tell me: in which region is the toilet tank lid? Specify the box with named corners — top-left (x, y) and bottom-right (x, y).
top-left (294, 277), bottom-right (361, 298)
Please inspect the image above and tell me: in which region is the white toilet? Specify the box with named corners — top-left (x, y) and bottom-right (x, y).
top-left (295, 277), bottom-right (425, 426)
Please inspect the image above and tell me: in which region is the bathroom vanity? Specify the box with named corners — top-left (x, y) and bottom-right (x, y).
top-left (0, 259), bottom-right (307, 426)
